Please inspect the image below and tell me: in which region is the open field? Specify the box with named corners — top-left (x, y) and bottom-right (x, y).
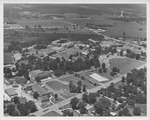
top-left (12, 19), bottom-right (70, 27)
top-left (46, 81), bottom-right (77, 99)
top-left (42, 111), bottom-right (61, 116)
top-left (109, 57), bottom-right (145, 75)
top-left (65, 14), bottom-right (146, 38)
top-left (60, 75), bottom-right (95, 89)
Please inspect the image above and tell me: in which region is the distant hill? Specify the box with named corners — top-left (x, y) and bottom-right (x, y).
top-left (4, 4), bottom-right (146, 16)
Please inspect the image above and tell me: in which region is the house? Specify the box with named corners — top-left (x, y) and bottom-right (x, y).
top-left (38, 96), bottom-right (49, 103)
top-left (5, 88), bottom-right (18, 98)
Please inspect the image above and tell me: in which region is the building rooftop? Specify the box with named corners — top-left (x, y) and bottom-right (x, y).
top-left (32, 85), bottom-right (49, 96)
top-left (4, 53), bottom-right (14, 65)
top-left (5, 88), bottom-right (17, 96)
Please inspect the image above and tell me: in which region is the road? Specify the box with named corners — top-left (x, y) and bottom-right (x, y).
top-left (32, 63), bottom-right (146, 116)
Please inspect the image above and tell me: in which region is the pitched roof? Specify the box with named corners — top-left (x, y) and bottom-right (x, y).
top-left (4, 53), bottom-right (14, 65)
top-left (32, 85), bottom-right (49, 96)
top-left (5, 88), bottom-right (17, 96)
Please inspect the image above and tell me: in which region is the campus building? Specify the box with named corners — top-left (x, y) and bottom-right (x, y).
top-left (5, 88), bottom-right (18, 98)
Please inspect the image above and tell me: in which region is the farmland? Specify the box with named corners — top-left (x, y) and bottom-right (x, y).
top-left (12, 19), bottom-right (70, 27)
top-left (65, 16), bottom-right (146, 38)
top-left (109, 57), bottom-right (145, 74)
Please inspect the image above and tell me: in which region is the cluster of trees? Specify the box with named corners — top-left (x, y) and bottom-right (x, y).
top-left (98, 68), bottom-right (146, 109)
top-left (70, 97), bottom-right (88, 115)
top-left (4, 97), bottom-right (37, 116)
top-left (125, 49), bottom-right (141, 60)
top-left (69, 80), bottom-right (87, 93)
top-left (109, 17), bottom-right (146, 23)
top-left (86, 23), bottom-right (113, 29)
top-left (110, 67), bottom-right (120, 76)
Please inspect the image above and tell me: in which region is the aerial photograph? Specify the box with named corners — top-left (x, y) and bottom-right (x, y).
top-left (3, 3), bottom-right (147, 117)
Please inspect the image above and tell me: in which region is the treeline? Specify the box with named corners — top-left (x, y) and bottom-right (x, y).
top-left (6, 32), bottom-right (102, 52)
top-left (108, 17), bottom-right (146, 23)
top-left (86, 23), bottom-right (113, 29)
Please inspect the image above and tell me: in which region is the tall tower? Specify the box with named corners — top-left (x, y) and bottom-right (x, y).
top-left (119, 11), bottom-right (124, 18)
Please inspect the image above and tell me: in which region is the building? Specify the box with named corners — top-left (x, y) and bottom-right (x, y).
top-left (22, 83), bottom-right (36, 91)
top-left (38, 96), bottom-right (49, 103)
top-left (29, 70), bottom-right (52, 81)
top-left (13, 53), bottom-right (22, 61)
top-left (4, 53), bottom-right (15, 67)
top-left (32, 85), bottom-right (50, 97)
top-left (5, 88), bottom-right (18, 98)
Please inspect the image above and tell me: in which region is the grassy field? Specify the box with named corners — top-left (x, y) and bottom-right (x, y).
top-left (12, 19), bottom-right (70, 27)
top-left (46, 81), bottom-right (76, 99)
top-left (109, 57), bottom-right (145, 75)
top-left (42, 111), bottom-right (61, 116)
top-left (60, 75), bottom-right (95, 89)
top-left (65, 15), bottom-right (146, 38)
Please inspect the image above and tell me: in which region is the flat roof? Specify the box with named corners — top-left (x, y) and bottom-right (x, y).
top-left (5, 88), bottom-right (17, 96)
top-left (89, 73), bottom-right (108, 82)
top-left (4, 53), bottom-right (14, 65)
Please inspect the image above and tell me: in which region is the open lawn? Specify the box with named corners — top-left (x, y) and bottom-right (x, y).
top-left (46, 81), bottom-right (76, 99)
top-left (109, 57), bottom-right (145, 75)
top-left (65, 14), bottom-right (146, 38)
top-left (60, 75), bottom-right (95, 89)
top-left (42, 111), bottom-right (61, 116)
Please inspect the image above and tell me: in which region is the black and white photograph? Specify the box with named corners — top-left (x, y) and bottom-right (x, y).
top-left (2, 0), bottom-right (149, 118)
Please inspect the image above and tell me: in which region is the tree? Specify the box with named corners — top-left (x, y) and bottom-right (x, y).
top-left (69, 81), bottom-right (73, 89)
top-left (54, 93), bottom-right (58, 101)
top-left (63, 109), bottom-right (73, 116)
top-left (121, 76), bottom-right (126, 83)
top-left (26, 100), bottom-right (38, 113)
top-left (83, 84), bottom-right (87, 92)
top-left (12, 110), bottom-right (19, 116)
top-left (77, 81), bottom-right (82, 86)
top-left (70, 97), bottom-right (79, 110)
top-left (25, 25), bottom-right (29, 30)
top-left (112, 67), bottom-right (118, 73)
top-left (13, 96), bottom-right (19, 104)
top-left (7, 104), bottom-right (15, 115)
top-left (80, 106), bottom-right (87, 115)
top-left (122, 107), bottom-right (130, 116)
top-left (33, 92), bottom-right (39, 99)
top-left (94, 101), bottom-right (104, 116)
top-left (17, 103), bottom-right (28, 116)
top-left (82, 92), bottom-right (89, 103)
top-left (118, 110), bottom-right (123, 116)
top-left (88, 93), bottom-right (97, 104)
top-left (77, 85), bottom-right (82, 93)
top-left (102, 63), bottom-right (106, 69)
top-left (133, 107), bottom-right (141, 116)
top-left (127, 99), bottom-right (135, 107)
top-left (99, 68), bottom-right (102, 73)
